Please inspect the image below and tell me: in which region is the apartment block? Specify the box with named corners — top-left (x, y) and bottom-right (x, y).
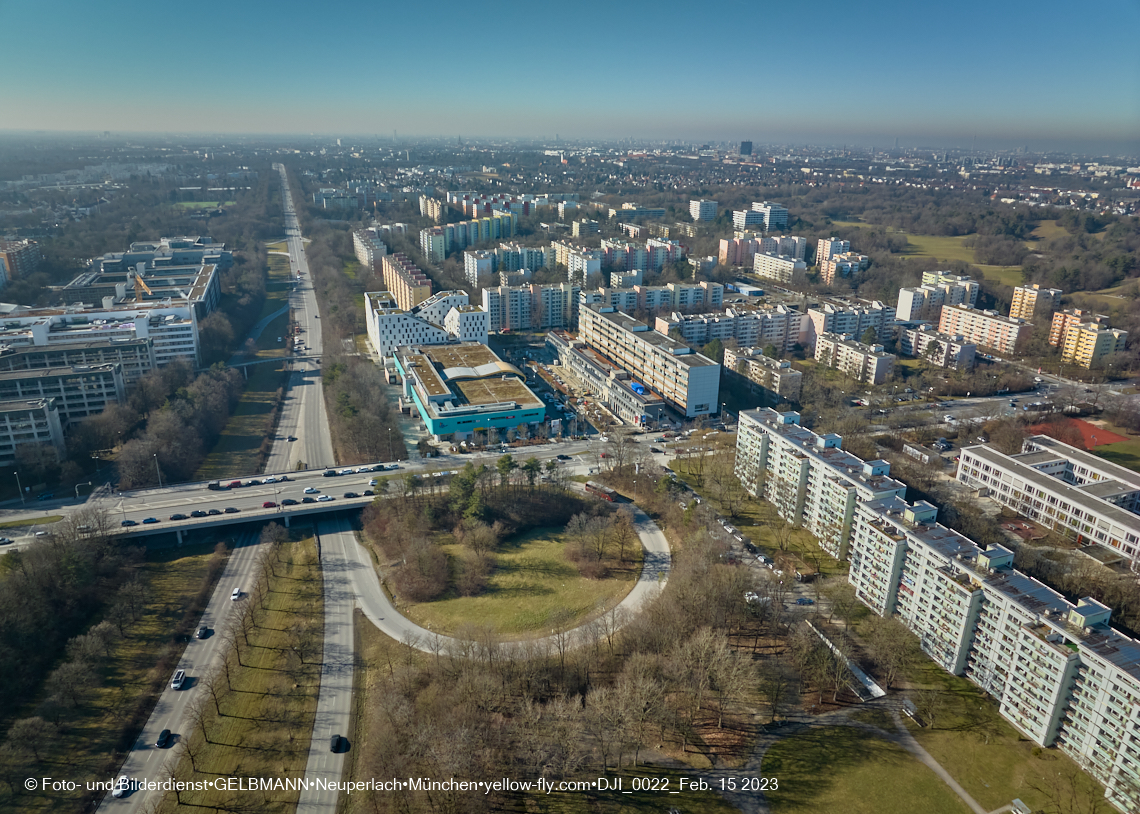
top-left (0, 397), bottom-right (66, 464)
top-left (352, 228), bottom-right (388, 272)
top-left (607, 204), bottom-right (666, 220)
top-left (573, 219), bottom-right (601, 237)
top-left (655, 309), bottom-right (760, 346)
top-left (1010, 283), bottom-right (1062, 321)
top-left (1049, 309), bottom-right (1108, 346)
top-left (0, 363), bottom-right (126, 424)
top-left (419, 213), bottom-right (517, 262)
top-left (734, 409), bottom-right (906, 557)
top-left (602, 239), bottom-right (649, 272)
top-left (807, 301), bottom-right (896, 348)
top-left (816, 237), bottom-right (850, 265)
top-left (753, 253), bottom-right (807, 284)
top-left (545, 331), bottom-right (668, 427)
top-left (722, 347), bottom-right (803, 405)
top-left (897, 276), bottom-right (979, 321)
top-left (566, 248), bottom-right (603, 286)
top-left (499, 270), bottom-right (531, 287)
top-left (611, 270), bottom-right (643, 288)
top-left (815, 332), bottom-right (896, 384)
top-left (1062, 323), bottom-right (1128, 368)
top-left (577, 304), bottom-right (720, 418)
top-left (820, 252), bottom-right (870, 285)
top-left (750, 201), bottom-right (789, 231)
top-left (482, 283), bottom-right (578, 333)
top-left (899, 326), bottom-right (976, 370)
top-left (0, 239), bottom-right (42, 283)
top-left (418, 195), bottom-right (446, 222)
top-left (495, 243), bottom-right (549, 273)
top-left (689, 199), bottom-right (718, 221)
top-left (381, 253), bottom-right (433, 311)
top-left (463, 250), bottom-right (496, 287)
top-left (364, 290), bottom-right (487, 358)
top-left (645, 238), bottom-right (685, 270)
top-left (937, 304), bottom-right (1032, 356)
top-left (922, 270), bottom-right (980, 300)
top-left (732, 209), bottom-right (767, 230)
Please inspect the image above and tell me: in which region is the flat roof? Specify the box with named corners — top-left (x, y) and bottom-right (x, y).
top-left (455, 376), bottom-right (539, 407)
top-left (1024, 434), bottom-right (1140, 491)
top-left (402, 343), bottom-right (542, 410)
top-left (0, 364), bottom-right (118, 382)
top-left (421, 343), bottom-right (499, 370)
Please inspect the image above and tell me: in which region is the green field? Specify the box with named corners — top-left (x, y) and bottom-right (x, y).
top-left (0, 514), bottom-right (62, 529)
top-left (194, 360), bottom-right (289, 480)
top-left (260, 250), bottom-right (294, 322)
top-left (173, 201), bottom-right (235, 209)
top-left (400, 527), bottom-right (641, 636)
top-left (763, 726), bottom-right (972, 814)
top-left (1092, 425), bottom-right (1140, 473)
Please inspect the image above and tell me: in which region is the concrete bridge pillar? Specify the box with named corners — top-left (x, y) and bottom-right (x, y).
top-left (176, 529), bottom-right (183, 546)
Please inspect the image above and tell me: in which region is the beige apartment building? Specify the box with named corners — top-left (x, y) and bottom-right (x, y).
top-left (381, 253), bottom-right (433, 311)
top-left (937, 304), bottom-right (1033, 355)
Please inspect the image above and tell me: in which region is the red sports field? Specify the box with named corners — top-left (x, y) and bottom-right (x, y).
top-left (1029, 417), bottom-right (1128, 449)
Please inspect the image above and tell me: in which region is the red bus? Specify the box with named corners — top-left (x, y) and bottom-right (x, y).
top-left (584, 481), bottom-right (616, 502)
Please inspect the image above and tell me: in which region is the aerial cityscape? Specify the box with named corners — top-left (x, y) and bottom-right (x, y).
top-left (0, 2), bottom-right (1138, 814)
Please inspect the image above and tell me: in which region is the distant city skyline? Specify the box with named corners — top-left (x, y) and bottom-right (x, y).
top-left (3, 0), bottom-right (1137, 155)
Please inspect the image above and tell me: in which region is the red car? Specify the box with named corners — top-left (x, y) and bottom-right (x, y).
top-left (228, 480), bottom-right (241, 488)
top-left (262, 501), bottom-right (277, 508)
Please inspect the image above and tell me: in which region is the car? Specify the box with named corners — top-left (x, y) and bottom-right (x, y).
top-left (330, 734), bottom-right (342, 753)
top-left (599, 452), bottom-right (609, 459)
top-left (943, 415), bottom-right (954, 422)
top-left (169, 513), bottom-right (188, 521)
top-left (37, 493), bottom-right (54, 501)
top-left (795, 597), bottom-right (815, 605)
top-left (343, 492), bottom-right (358, 499)
top-left (190, 510), bottom-right (207, 518)
top-left (371, 464), bottom-right (387, 471)
top-left (279, 475), bottom-right (290, 482)
top-left (111, 775), bottom-right (131, 798)
top-left (287, 436), bottom-right (297, 442)
top-left (262, 501), bottom-right (278, 508)
top-left (301, 497), bottom-right (316, 504)
top-left (363, 489), bottom-right (374, 496)
top-left (651, 447), bottom-right (663, 453)
top-left (323, 470), bottom-right (337, 477)
top-left (339, 468), bottom-right (354, 475)
top-left (281, 498), bottom-right (298, 506)
top-left (34, 530), bottom-right (48, 537)
top-left (304, 486), bottom-right (319, 494)
top-left (356, 467), bottom-right (371, 473)
top-left (264, 477), bottom-right (277, 484)
top-left (368, 478), bottom-right (378, 486)
top-left (227, 480), bottom-right (242, 488)
top-left (142, 517), bottom-right (160, 524)
top-left (170, 669), bottom-right (186, 690)
top-left (207, 508), bottom-right (222, 516)
top-left (224, 507), bottom-right (240, 514)
top-left (246, 479), bottom-right (261, 486)
top-left (1034, 376), bottom-right (1044, 382)
top-left (121, 519), bottom-right (138, 527)
top-left (155, 729), bottom-right (172, 748)
top-left (317, 495), bottom-right (334, 502)
top-left (556, 454), bottom-right (572, 460)
top-left (231, 588), bottom-right (241, 601)
top-left (0, 537), bottom-right (12, 545)
top-left (195, 626), bottom-right (208, 639)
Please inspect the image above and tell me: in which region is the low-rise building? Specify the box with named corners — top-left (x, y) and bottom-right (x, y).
top-left (814, 332), bottom-right (895, 384)
top-left (899, 326), bottom-right (977, 370)
top-left (722, 347), bottom-right (803, 405)
top-left (607, 204), bottom-right (666, 220)
top-left (937, 304), bottom-right (1033, 356)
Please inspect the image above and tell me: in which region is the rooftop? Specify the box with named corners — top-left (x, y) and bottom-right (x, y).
top-left (0, 364), bottom-right (119, 383)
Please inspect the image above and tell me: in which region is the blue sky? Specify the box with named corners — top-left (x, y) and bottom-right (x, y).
top-left (2, 0), bottom-right (1138, 152)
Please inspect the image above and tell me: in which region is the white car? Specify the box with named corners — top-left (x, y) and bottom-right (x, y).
top-left (112, 775), bottom-right (130, 798)
top-left (263, 476), bottom-right (277, 483)
top-left (339, 468), bottom-right (353, 475)
top-left (943, 415), bottom-right (955, 422)
top-left (231, 588), bottom-right (241, 601)
top-left (317, 495), bottom-right (334, 502)
top-left (304, 486), bottom-right (318, 494)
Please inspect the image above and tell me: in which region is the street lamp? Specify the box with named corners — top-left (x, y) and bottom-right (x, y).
top-left (153, 454), bottom-right (163, 489)
top-left (14, 471), bottom-right (24, 505)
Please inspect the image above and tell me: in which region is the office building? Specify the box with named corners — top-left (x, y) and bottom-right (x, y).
top-left (364, 290), bottom-right (487, 358)
top-left (0, 397), bottom-right (66, 464)
top-left (482, 283), bottom-right (578, 333)
top-left (573, 219), bottom-right (601, 237)
top-left (751, 201), bottom-right (789, 231)
top-left (1010, 284), bottom-right (1063, 321)
top-left (899, 326), bottom-right (976, 370)
top-left (577, 303), bottom-right (720, 418)
top-left (546, 331), bottom-right (668, 427)
top-left (938, 304), bottom-right (1033, 356)
top-left (820, 252), bottom-right (870, 286)
top-left (393, 342), bottom-right (544, 441)
top-left (690, 199), bottom-right (718, 221)
top-left (0, 364), bottom-right (126, 424)
top-left (734, 408), bottom-right (906, 557)
top-left (1050, 309), bottom-right (1108, 347)
top-left (1062, 323), bottom-right (1129, 368)
top-left (89, 236), bottom-right (231, 277)
top-left (816, 237), bottom-right (850, 266)
top-left (815, 332), bottom-right (896, 384)
top-left (381, 253), bottom-right (433, 311)
top-left (807, 300), bottom-right (896, 348)
top-left (739, 141), bottom-right (752, 156)
top-left (753, 253), bottom-right (807, 284)
top-left (352, 228), bottom-right (388, 272)
top-left (463, 250), bottom-right (496, 287)
top-left (0, 239), bottom-right (42, 283)
top-left (722, 347), bottom-right (802, 405)
top-left (0, 339), bottom-right (156, 384)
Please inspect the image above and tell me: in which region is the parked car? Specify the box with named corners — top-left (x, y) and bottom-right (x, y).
top-left (37, 493), bottom-right (54, 501)
top-left (339, 468), bottom-right (354, 475)
top-left (323, 470), bottom-right (337, 477)
top-left (795, 597), bottom-right (815, 606)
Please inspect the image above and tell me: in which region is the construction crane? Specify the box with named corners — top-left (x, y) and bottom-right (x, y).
top-left (132, 272), bottom-right (153, 301)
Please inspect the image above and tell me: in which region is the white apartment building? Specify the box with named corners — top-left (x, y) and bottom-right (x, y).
top-left (807, 300), bottom-right (896, 348)
top-left (689, 199), bottom-right (718, 221)
top-left (897, 275), bottom-right (980, 321)
top-left (364, 290), bottom-right (488, 358)
top-left (751, 201), bottom-right (789, 231)
top-left (957, 435), bottom-right (1140, 558)
top-left (464, 250), bottom-right (496, 287)
top-left (352, 228), bottom-right (388, 271)
top-left (579, 287), bottom-right (640, 312)
top-left (611, 270), bottom-right (644, 288)
top-left (814, 332), bottom-right (896, 384)
top-left (816, 237), bottom-right (850, 265)
top-left (654, 309), bottom-right (762, 346)
top-left (734, 408), bottom-right (906, 557)
top-left (820, 252), bottom-right (870, 285)
top-left (645, 237), bottom-right (685, 270)
top-left (922, 270), bottom-right (980, 301)
top-left (938, 304), bottom-right (1033, 356)
top-left (753, 253), bottom-right (807, 283)
top-left (482, 283), bottom-right (578, 332)
top-left (899, 326), bottom-right (977, 370)
top-left (732, 209), bottom-right (767, 230)
top-left (566, 248), bottom-right (602, 286)
top-left (577, 304), bottom-right (720, 418)
top-left (495, 242), bottom-right (549, 273)
top-left (722, 347), bottom-right (802, 405)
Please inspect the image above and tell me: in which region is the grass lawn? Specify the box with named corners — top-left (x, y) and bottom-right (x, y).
top-left (153, 536), bottom-right (322, 814)
top-left (1091, 424), bottom-right (1140, 473)
top-left (0, 514), bottom-right (62, 529)
top-left (763, 726), bottom-right (972, 814)
top-left (173, 201), bottom-right (235, 209)
top-left (195, 360), bottom-right (289, 480)
top-left (254, 311), bottom-right (291, 358)
top-left (400, 527), bottom-right (642, 636)
top-left (1026, 219), bottom-right (1068, 244)
top-left (259, 251), bottom-right (293, 323)
top-left (0, 544), bottom-right (223, 814)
